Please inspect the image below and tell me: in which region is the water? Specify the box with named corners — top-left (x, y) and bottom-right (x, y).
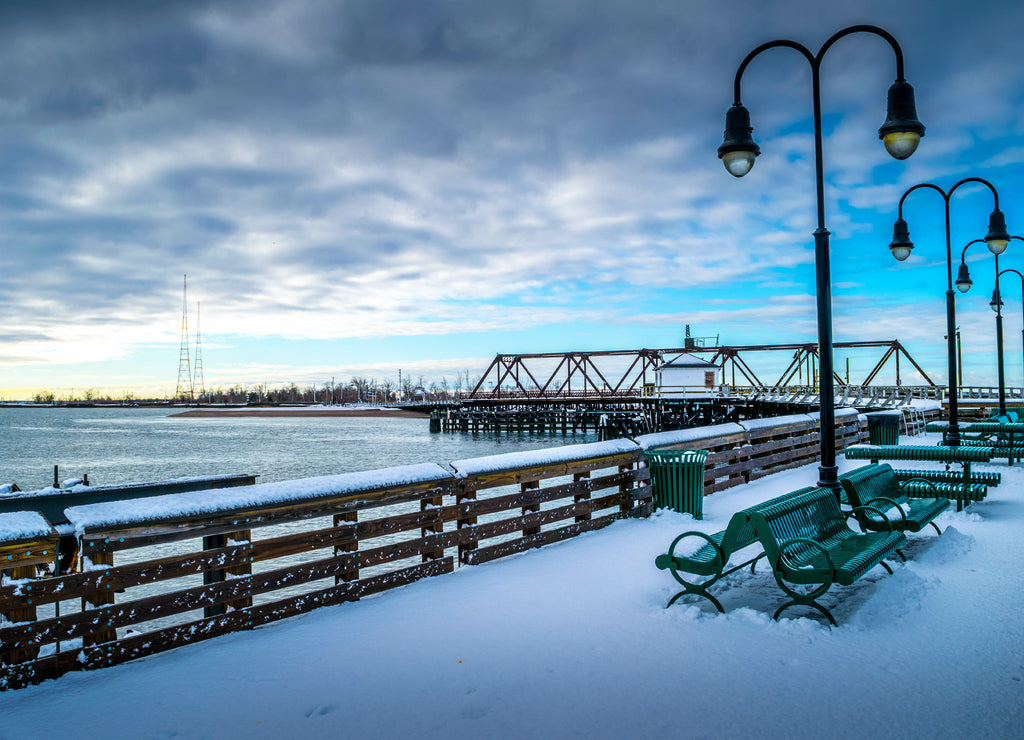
top-left (0, 408), bottom-right (603, 651)
top-left (0, 407), bottom-right (599, 490)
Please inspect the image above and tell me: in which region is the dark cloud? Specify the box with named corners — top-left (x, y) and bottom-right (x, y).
top-left (0, 0), bottom-right (1022, 392)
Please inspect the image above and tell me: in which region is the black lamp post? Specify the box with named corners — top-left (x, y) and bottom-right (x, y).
top-left (979, 235), bottom-right (1024, 413)
top-left (719, 25), bottom-right (924, 494)
top-left (890, 178), bottom-right (1010, 444)
top-left (995, 265), bottom-right (1024, 407)
top-left (956, 237), bottom-right (1009, 412)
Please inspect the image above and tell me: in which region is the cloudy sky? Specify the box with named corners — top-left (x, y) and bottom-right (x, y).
top-left (1, 0), bottom-right (1023, 399)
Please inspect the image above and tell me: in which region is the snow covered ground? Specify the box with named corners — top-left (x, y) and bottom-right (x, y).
top-left (2, 433), bottom-right (1023, 739)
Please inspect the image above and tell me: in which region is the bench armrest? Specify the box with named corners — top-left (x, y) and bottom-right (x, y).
top-left (859, 499), bottom-right (905, 529)
top-left (656, 530), bottom-right (726, 579)
top-left (849, 505), bottom-right (897, 532)
top-left (776, 537), bottom-right (836, 582)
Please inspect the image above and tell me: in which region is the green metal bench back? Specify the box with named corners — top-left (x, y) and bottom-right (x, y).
top-left (892, 468), bottom-right (1001, 486)
top-left (839, 463), bottom-right (902, 509)
top-left (844, 444), bottom-right (992, 463)
top-left (927, 420), bottom-right (1024, 433)
top-left (665, 509), bottom-right (758, 572)
top-left (665, 487), bottom-right (818, 571)
top-left (659, 486), bottom-right (822, 573)
top-left (899, 480), bottom-right (987, 500)
top-left (715, 508), bottom-right (758, 563)
top-left (748, 487), bottom-right (847, 573)
top-left (722, 487), bottom-right (819, 553)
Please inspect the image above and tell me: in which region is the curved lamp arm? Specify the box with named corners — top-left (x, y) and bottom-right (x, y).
top-left (955, 238), bottom-right (990, 293)
top-left (994, 244), bottom-right (1024, 314)
top-left (720, 24), bottom-right (923, 177)
top-left (890, 177), bottom-right (1010, 265)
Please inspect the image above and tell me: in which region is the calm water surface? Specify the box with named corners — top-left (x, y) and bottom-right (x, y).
top-left (0, 407), bottom-right (598, 490)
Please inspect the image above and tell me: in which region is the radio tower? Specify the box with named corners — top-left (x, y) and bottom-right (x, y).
top-left (193, 301), bottom-right (205, 404)
top-left (174, 275), bottom-right (194, 403)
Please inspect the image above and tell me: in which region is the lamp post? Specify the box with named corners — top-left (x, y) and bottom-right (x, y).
top-left (994, 265), bottom-right (1024, 405)
top-left (956, 237), bottom-right (1005, 412)
top-left (719, 25), bottom-right (924, 494)
top-left (889, 178), bottom-right (1010, 444)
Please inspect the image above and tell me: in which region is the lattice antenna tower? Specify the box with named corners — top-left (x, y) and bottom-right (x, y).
top-left (174, 274), bottom-right (194, 402)
top-left (193, 300), bottom-right (205, 403)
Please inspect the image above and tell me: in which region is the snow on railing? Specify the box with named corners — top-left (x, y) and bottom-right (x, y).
top-left (0, 412), bottom-right (867, 690)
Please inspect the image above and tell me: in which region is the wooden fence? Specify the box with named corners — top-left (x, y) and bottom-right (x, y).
top-left (2, 412), bottom-right (868, 690)
top-left (637, 408), bottom-right (866, 493)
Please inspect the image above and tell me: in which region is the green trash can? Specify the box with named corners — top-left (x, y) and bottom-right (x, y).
top-left (644, 449), bottom-right (708, 519)
top-left (865, 412), bottom-right (900, 445)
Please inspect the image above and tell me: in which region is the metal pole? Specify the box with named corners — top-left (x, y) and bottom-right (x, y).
top-left (729, 25), bottom-right (912, 495)
top-left (809, 48), bottom-right (839, 494)
top-left (943, 194), bottom-right (961, 446)
top-left (945, 289), bottom-right (960, 444)
top-left (997, 309), bottom-right (1006, 413)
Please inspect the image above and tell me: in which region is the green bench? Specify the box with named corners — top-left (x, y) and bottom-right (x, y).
top-left (844, 444), bottom-right (992, 510)
top-left (892, 468), bottom-right (1001, 487)
top-left (926, 421), bottom-right (1024, 464)
top-left (844, 444), bottom-right (993, 464)
top-left (655, 503), bottom-right (763, 612)
top-left (840, 464), bottom-right (950, 535)
top-left (657, 485), bottom-right (906, 620)
top-left (749, 486), bottom-right (906, 626)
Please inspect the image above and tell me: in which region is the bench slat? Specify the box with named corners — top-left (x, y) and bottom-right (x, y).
top-left (892, 469), bottom-right (1001, 487)
top-left (844, 445), bottom-right (992, 463)
top-left (840, 464), bottom-right (951, 534)
top-left (655, 487), bottom-right (820, 611)
top-left (748, 486), bottom-right (905, 624)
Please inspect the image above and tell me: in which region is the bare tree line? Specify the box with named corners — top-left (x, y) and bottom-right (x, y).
top-left (28, 369), bottom-right (480, 406)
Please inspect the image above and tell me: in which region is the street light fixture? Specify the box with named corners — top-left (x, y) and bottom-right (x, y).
top-left (890, 178), bottom-right (1010, 442)
top-left (982, 235), bottom-right (1024, 414)
top-left (958, 237), bottom-right (1005, 411)
top-left (995, 266), bottom-right (1024, 405)
top-left (720, 25), bottom-right (923, 494)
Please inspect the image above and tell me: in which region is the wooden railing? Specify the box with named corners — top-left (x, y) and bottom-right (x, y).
top-left (637, 408), bottom-right (865, 494)
top-left (1, 412), bottom-right (868, 690)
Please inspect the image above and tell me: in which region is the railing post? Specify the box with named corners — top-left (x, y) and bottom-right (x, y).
top-left (421, 490), bottom-right (444, 562)
top-left (334, 511), bottom-right (359, 584)
top-left (203, 530), bottom-right (253, 617)
top-left (1, 564), bottom-right (41, 665)
top-left (456, 480), bottom-right (479, 565)
top-left (574, 471), bottom-right (592, 523)
top-left (619, 463), bottom-right (634, 515)
top-left (80, 541), bottom-right (117, 651)
top-left (521, 480), bottom-right (541, 537)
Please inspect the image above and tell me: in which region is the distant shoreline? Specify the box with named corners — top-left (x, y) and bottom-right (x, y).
top-left (168, 407), bottom-right (428, 419)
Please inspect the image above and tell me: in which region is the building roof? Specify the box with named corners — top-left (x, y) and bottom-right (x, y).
top-left (660, 353), bottom-right (716, 369)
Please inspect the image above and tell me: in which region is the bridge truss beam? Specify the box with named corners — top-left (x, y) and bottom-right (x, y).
top-left (467, 341), bottom-right (935, 399)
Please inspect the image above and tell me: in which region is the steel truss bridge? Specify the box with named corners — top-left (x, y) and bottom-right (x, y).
top-left (468, 341), bottom-right (937, 402)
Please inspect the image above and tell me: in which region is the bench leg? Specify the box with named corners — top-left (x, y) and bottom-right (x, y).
top-left (771, 551), bottom-right (837, 627)
top-left (929, 521), bottom-right (943, 535)
top-left (666, 587), bottom-right (725, 613)
top-left (773, 599), bottom-right (838, 627)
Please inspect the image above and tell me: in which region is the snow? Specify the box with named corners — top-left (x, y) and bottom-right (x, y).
top-left (738, 412), bottom-right (814, 430)
top-left (636, 423), bottom-right (745, 450)
top-left (63, 463), bottom-right (450, 532)
top-left (2, 434), bottom-right (1024, 738)
top-left (0, 511), bottom-right (53, 542)
top-left (450, 438), bottom-right (639, 478)
top-left (1, 474), bottom-right (259, 500)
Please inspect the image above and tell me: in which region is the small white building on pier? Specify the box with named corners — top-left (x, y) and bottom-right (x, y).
top-left (655, 353), bottom-right (719, 397)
